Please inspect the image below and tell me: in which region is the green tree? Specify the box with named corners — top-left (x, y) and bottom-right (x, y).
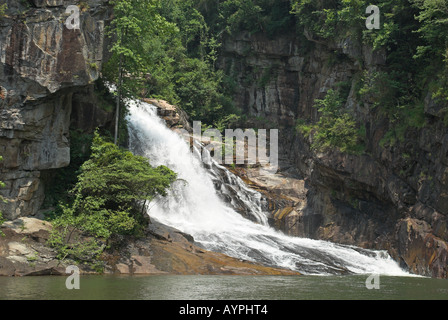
top-left (104, 0), bottom-right (176, 145)
top-left (412, 0), bottom-right (448, 60)
top-left (140, 0), bottom-right (240, 130)
top-left (412, 0), bottom-right (448, 102)
top-left (221, 0), bottom-right (294, 36)
top-left (48, 132), bottom-right (177, 266)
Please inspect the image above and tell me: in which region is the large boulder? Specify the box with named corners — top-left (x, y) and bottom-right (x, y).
top-left (0, 217), bottom-right (67, 276)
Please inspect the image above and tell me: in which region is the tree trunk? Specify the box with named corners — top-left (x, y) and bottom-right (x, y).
top-left (114, 54), bottom-right (123, 146)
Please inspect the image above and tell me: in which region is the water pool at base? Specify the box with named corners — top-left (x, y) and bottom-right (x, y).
top-left (0, 275), bottom-right (447, 300)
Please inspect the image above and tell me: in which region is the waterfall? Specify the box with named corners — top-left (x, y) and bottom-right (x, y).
top-left (126, 100), bottom-right (410, 276)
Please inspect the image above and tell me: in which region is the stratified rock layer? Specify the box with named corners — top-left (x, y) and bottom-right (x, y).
top-left (0, 0), bottom-right (110, 219)
top-left (220, 31), bottom-right (448, 278)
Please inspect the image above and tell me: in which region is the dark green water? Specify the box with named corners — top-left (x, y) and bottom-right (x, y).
top-left (0, 275), bottom-right (447, 300)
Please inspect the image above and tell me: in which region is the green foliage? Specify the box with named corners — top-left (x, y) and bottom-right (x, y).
top-left (291, 0), bottom-right (448, 149)
top-left (297, 90), bottom-right (365, 154)
top-left (291, 0), bottom-right (415, 47)
top-left (358, 70), bottom-right (407, 110)
top-left (411, 0), bottom-right (448, 102)
top-left (102, 0), bottom-right (447, 151)
top-left (220, 0), bottom-right (295, 37)
top-left (93, 79), bottom-right (115, 113)
top-left (103, 0), bottom-right (178, 144)
top-left (379, 103), bottom-right (426, 147)
top-left (158, 0), bottom-right (209, 56)
top-left (358, 68), bottom-right (426, 147)
top-left (412, 0), bottom-right (448, 62)
top-left (295, 118), bottom-right (313, 137)
top-left (48, 132), bottom-right (176, 267)
top-left (47, 217), bottom-right (106, 271)
top-left (104, 0), bottom-right (177, 98)
top-left (220, 0), bottom-right (263, 34)
top-left (0, 3), bottom-right (7, 18)
top-left (174, 57), bottom-right (225, 124)
top-left (137, 0), bottom-right (241, 130)
top-left (102, 0), bottom-right (241, 131)
top-left (291, 0), bottom-right (364, 40)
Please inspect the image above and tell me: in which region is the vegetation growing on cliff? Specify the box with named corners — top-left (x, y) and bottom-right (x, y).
top-left (48, 133), bottom-right (176, 268)
top-left (220, 0), bottom-right (295, 37)
top-left (99, 0), bottom-right (448, 154)
top-left (0, 3), bottom-right (6, 18)
top-left (412, 0), bottom-right (448, 106)
top-left (296, 90), bottom-right (365, 154)
top-left (291, 0), bottom-right (448, 147)
top-left (101, 0), bottom-right (446, 132)
top-left (290, 0), bottom-right (416, 47)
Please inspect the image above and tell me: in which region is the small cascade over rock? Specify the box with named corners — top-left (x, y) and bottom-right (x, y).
top-left (196, 139), bottom-right (268, 225)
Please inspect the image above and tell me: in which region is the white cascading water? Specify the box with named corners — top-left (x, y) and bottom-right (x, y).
top-left (127, 100), bottom-right (410, 276)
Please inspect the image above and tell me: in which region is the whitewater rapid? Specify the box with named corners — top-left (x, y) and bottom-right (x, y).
top-left (126, 100), bottom-right (411, 276)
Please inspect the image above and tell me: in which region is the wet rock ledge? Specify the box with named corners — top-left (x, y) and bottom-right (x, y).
top-left (0, 217), bottom-right (299, 276)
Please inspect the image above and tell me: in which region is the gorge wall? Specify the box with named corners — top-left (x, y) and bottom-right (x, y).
top-left (0, 0), bottom-right (112, 220)
top-left (219, 31), bottom-right (448, 278)
top-left (1, 1), bottom-right (447, 279)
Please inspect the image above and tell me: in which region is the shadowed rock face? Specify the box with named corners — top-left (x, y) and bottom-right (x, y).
top-left (0, 0), bottom-right (110, 220)
top-left (219, 31), bottom-right (448, 278)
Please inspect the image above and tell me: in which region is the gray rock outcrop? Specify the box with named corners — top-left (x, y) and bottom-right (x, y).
top-left (219, 31), bottom-right (448, 278)
top-left (0, 0), bottom-right (111, 219)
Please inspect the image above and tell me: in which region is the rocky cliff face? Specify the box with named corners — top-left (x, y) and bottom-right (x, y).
top-left (0, 0), bottom-right (111, 220)
top-left (219, 31), bottom-right (448, 278)
top-left (1, 2), bottom-right (446, 279)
